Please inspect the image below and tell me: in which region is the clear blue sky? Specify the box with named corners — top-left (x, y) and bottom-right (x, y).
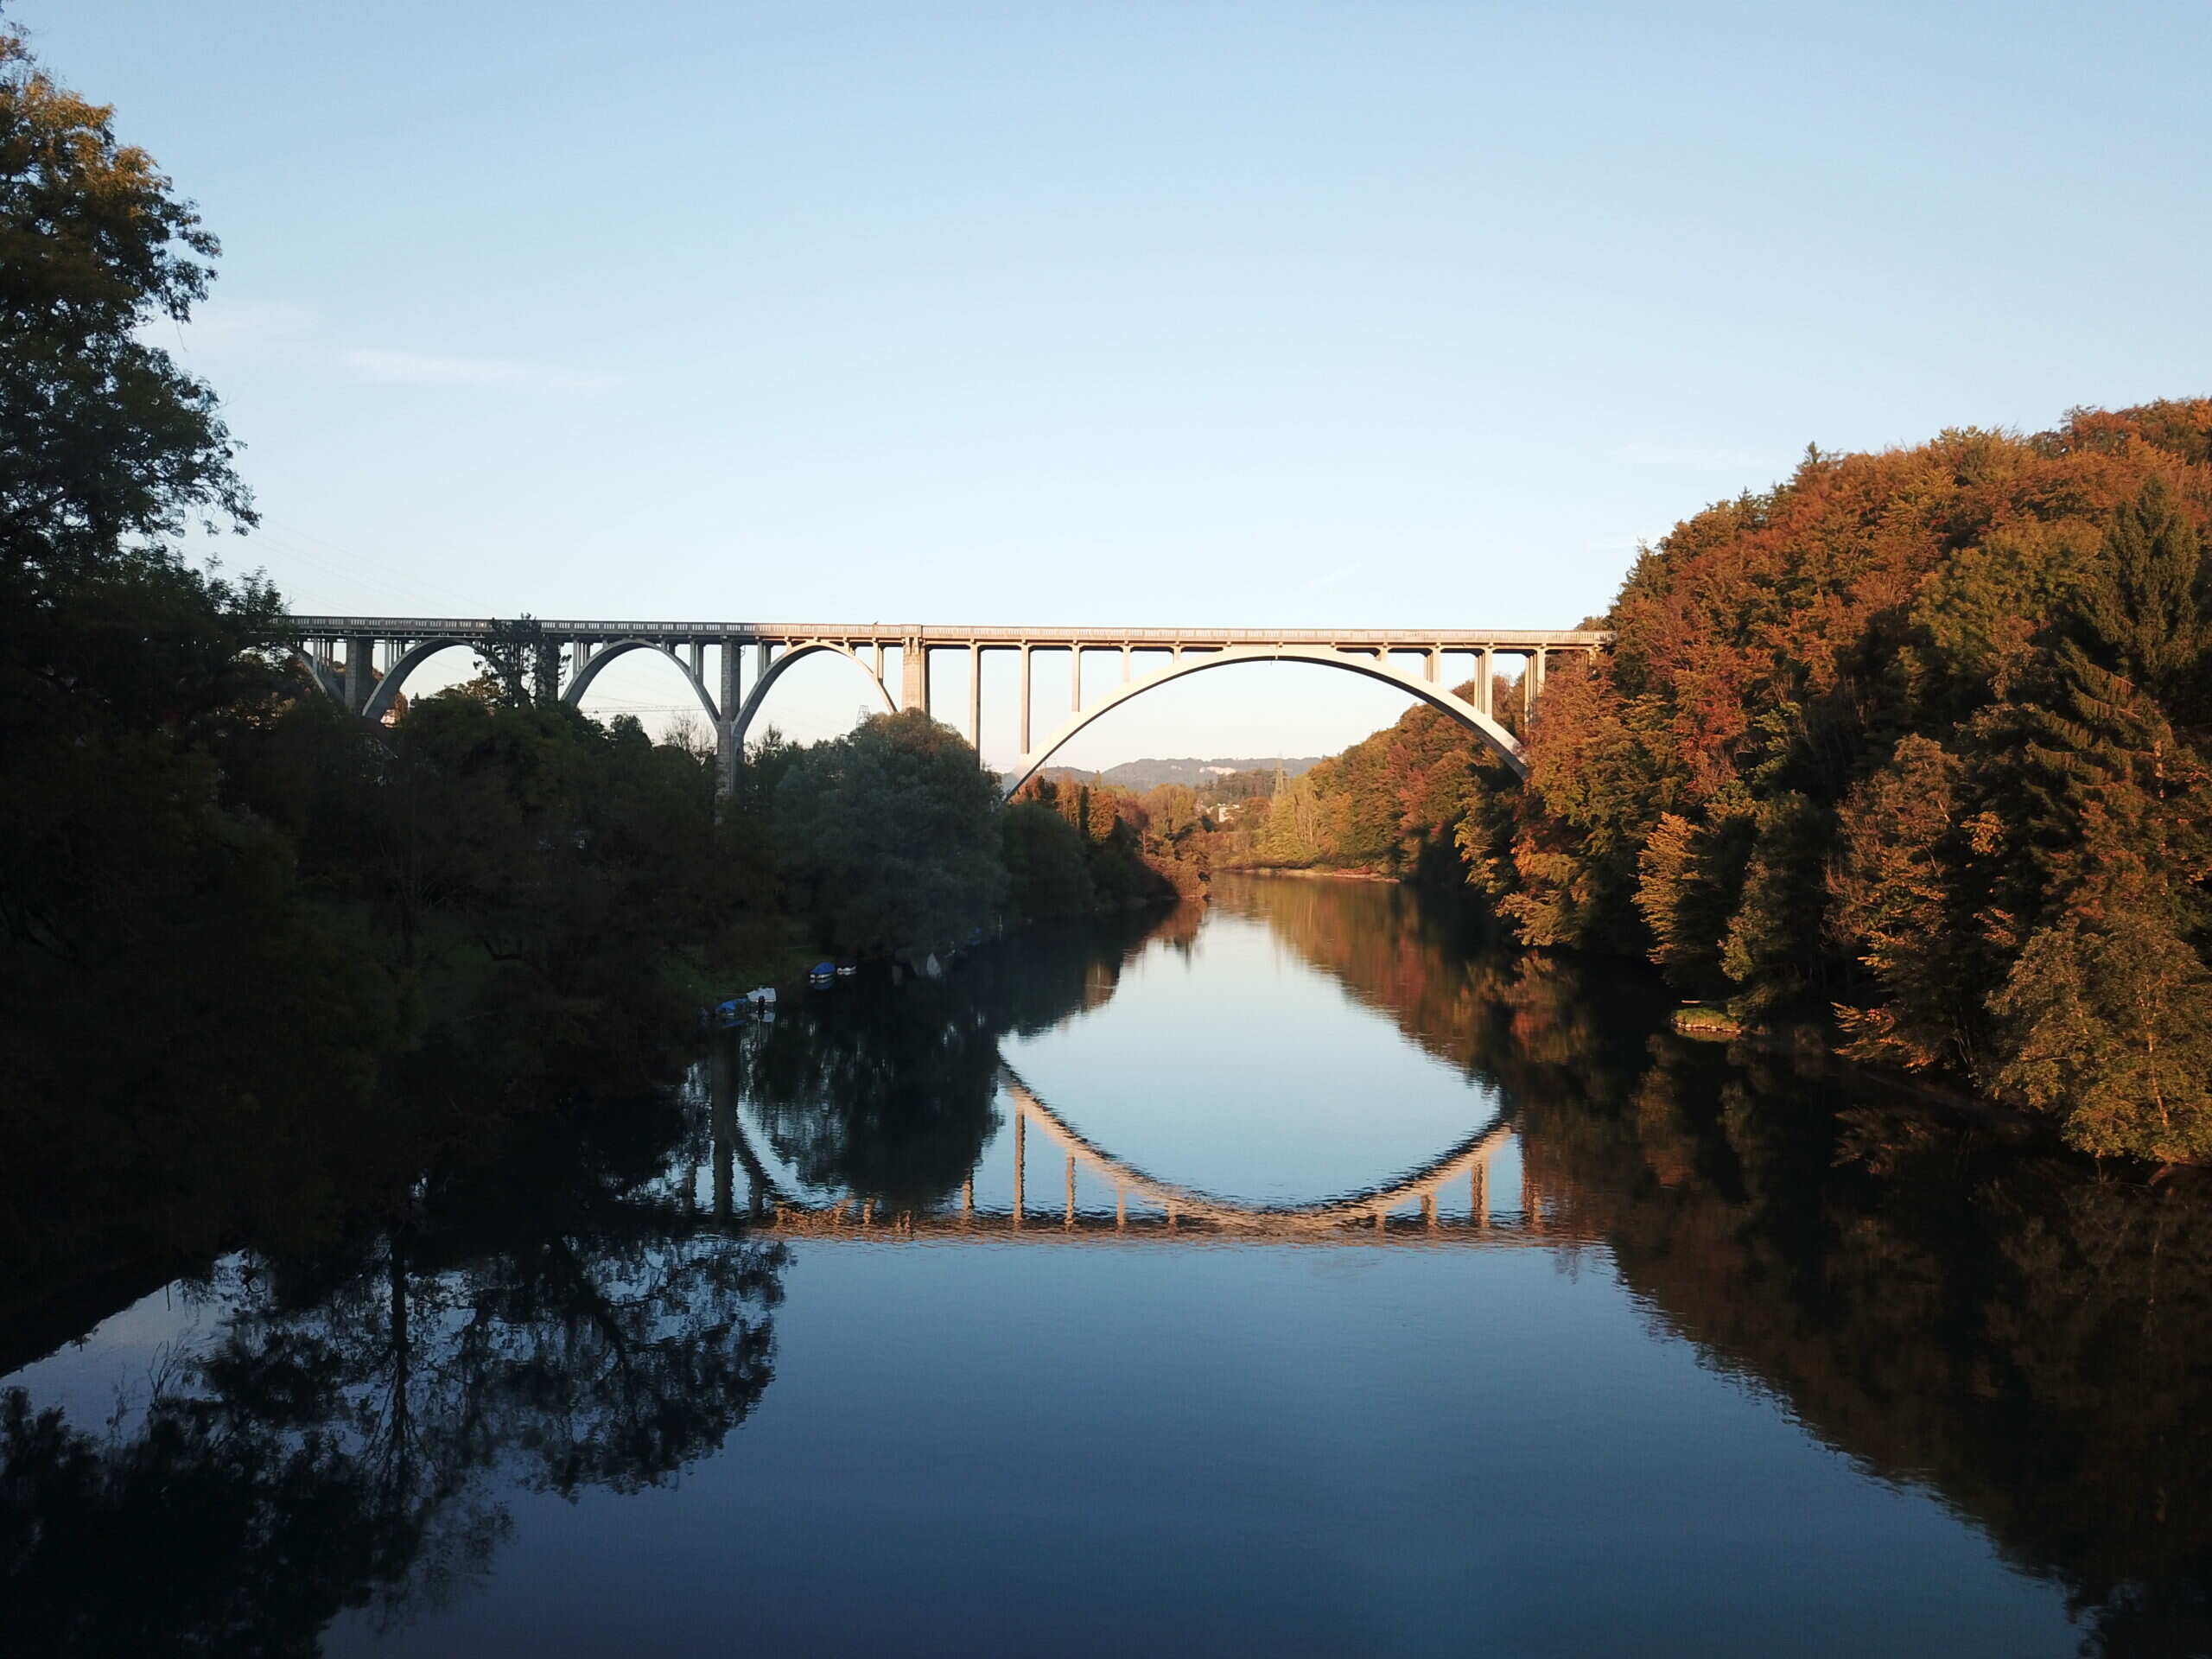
top-left (31, 0), bottom-right (2211, 765)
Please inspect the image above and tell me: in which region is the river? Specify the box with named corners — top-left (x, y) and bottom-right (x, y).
top-left (5, 874), bottom-right (2209, 1656)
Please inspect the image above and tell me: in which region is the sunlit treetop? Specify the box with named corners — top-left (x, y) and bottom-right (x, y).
top-left (0, 16), bottom-right (251, 583)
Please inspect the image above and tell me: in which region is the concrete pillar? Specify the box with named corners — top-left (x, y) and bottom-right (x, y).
top-left (1065, 1154), bottom-right (1076, 1227)
top-left (968, 644), bottom-right (982, 751)
top-left (1425, 648), bottom-right (1440, 683)
top-left (1472, 1159), bottom-right (1490, 1230)
top-left (1121, 644), bottom-right (1132, 680)
top-left (345, 634), bottom-right (372, 714)
top-left (901, 636), bottom-right (930, 714)
top-left (1522, 653), bottom-right (1537, 719)
top-left (689, 640), bottom-right (704, 681)
top-left (1534, 646), bottom-right (1548, 701)
top-left (716, 639), bottom-right (741, 795)
top-left (1476, 647), bottom-right (1493, 715)
top-left (1018, 645), bottom-right (1033, 755)
top-left (1070, 645), bottom-right (1082, 713)
top-left (1116, 1186), bottom-right (1126, 1230)
top-left (1423, 1191), bottom-right (1438, 1230)
top-left (1011, 1109), bottom-right (1025, 1227)
top-left (758, 641), bottom-right (772, 686)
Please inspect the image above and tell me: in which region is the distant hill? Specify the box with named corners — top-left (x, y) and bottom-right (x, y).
top-left (1013, 756), bottom-right (1324, 791)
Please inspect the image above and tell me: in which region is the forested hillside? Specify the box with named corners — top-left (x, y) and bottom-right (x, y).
top-left (1268, 404), bottom-right (2212, 1160)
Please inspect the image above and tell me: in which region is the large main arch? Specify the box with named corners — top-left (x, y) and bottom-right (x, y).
top-left (1001, 645), bottom-right (1525, 796)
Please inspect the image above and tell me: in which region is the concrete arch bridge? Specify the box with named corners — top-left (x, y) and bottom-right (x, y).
top-left (273, 617), bottom-right (1611, 789)
top-left (712, 1063), bottom-right (1574, 1248)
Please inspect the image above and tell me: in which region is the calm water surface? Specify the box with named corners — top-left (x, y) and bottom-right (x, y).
top-left (9, 875), bottom-right (2209, 1656)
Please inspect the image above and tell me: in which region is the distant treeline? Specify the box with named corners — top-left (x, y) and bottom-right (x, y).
top-left (1244, 402), bottom-right (2212, 1161)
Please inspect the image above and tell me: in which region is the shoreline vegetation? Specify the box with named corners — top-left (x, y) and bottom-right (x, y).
top-left (1199, 405), bottom-right (2212, 1165)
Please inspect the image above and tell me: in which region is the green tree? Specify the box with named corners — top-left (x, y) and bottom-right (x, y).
top-left (0, 24), bottom-right (251, 590)
top-left (773, 710), bottom-right (1007, 955)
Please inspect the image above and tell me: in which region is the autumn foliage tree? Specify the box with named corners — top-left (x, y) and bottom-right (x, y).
top-left (1281, 404), bottom-right (2212, 1160)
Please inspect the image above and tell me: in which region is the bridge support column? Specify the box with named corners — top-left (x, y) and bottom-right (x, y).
top-left (1476, 647), bottom-right (1493, 715)
top-left (1070, 646), bottom-right (1082, 713)
top-left (1425, 648), bottom-right (1440, 683)
top-left (1018, 645), bottom-right (1032, 756)
top-left (1472, 1159), bottom-right (1490, 1230)
top-left (901, 635), bottom-right (930, 715)
top-left (344, 633), bottom-right (372, 714)
top-left (717, 638), bottom-right (741, 795)
top-left (968, 644), bottom-right (982, 751)
top-left (1011, 1109), bottom-right (1025, 1228)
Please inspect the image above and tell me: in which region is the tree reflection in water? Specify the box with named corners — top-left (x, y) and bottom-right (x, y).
top-left (1223, 874), bottom-right (2212, 1659)
top-left (0, 1097), bottom-right (786, 1657)
top-left (737, 906), bottom-right (1185, 1208)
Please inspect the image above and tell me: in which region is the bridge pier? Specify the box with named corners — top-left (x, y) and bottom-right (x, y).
top-left (901, 633), bottom-right (930, 715)
top-left (344, 633), bottom-right (372, 714)
top-left (718, 638), bottom-right (741, 794)
top-left (968, 644), bottom-right (982, 749)
top-left (1018, 645), bottom-right (1033, 756)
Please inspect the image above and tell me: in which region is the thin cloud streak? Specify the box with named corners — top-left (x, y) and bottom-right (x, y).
top-left (340, 348), bottom-right (614, 393)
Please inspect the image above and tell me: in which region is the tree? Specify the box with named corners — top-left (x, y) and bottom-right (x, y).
top-left (0, 23), bottom-right (251, 590)
top-left (772, 711), bottom-right (1007, 955)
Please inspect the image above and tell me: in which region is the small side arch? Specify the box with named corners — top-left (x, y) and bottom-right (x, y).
top-left (562, 639), bottom-right (721, 726)
top-left (731, 641), bottom-right (897, 747)
top-left (362, 637), bottom-right (479, 722)
top-left (1001, 645), bottom-right (1527, 798)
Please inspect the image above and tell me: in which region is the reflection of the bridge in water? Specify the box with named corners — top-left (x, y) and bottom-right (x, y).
top-left (737, 1064), bottom-right (1578, 1248)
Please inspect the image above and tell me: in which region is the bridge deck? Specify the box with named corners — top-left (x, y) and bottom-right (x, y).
top-left (276, 617), bottom-right (1610, 649)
